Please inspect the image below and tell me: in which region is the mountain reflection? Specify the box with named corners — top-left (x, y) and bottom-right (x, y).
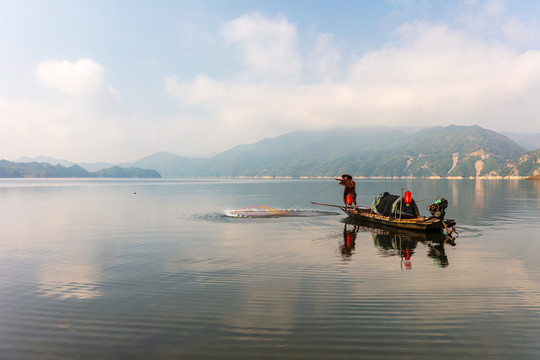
top-left (341, 219), bottom-right (456, 269)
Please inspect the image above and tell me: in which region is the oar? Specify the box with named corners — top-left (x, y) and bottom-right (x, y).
top-left (311, 202), bottom-right (346, 209)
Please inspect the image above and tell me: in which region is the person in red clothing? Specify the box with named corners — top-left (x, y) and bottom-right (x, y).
top-left (334, 174), bottom-right (357, 209)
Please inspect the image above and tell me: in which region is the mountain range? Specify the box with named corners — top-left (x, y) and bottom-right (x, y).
top-left (10, 125), bottom-right (540, 178)
top-left (14, 156), bottom-right (115, 172)
top-left (0, 161), bottom-right (161, 178)
top-left (501, 132), bottom-right (540, 151)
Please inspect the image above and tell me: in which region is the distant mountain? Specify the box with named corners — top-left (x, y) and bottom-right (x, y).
top-left (1, 160), bottom-right (90, 178)
top-left (324, 125), bottom-right (526, 178)
top-left (502, 132), bottom-right (540, 151)
top-left (198, 127), bottom-right (417, 177)
top-left (0, 160), bottom-right (161, 178)
top-left (77, 162), bottom-right (116, 172)
top-left (114, 125), bottom-right (538, 178)
top-left (16, 155), bottom-right (113, 172)
top-left (8, 125), bottom-right (539, 178)
top-left (123, 151), bottom-right (206, 178)
top-left (94, 166), bottom-right (161, 178)
top-left (16, 155), bottom-right (75, 167)
top-left (188, 125), bottom-right (531, 178)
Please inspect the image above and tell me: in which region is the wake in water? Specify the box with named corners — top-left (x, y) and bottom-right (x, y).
top-left (223, 205), bottom-right (339, 218)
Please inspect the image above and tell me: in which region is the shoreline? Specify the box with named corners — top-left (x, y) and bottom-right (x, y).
top-left (165, 175), bottom-right (531, 180)
top-left (1, 175), bottom-right (535, 180)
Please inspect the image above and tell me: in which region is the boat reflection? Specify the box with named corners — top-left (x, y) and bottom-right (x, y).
top-left (341, 218), bottom-right (456, 270)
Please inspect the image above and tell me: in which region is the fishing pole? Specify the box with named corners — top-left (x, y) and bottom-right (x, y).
top-left (285, 181), bottom-right (335, 209)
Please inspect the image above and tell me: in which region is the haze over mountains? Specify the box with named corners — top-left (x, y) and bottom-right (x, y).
top-left (502, 132), bottom-right (540, 151)
top-left (14, 156), bottom-right (115, 172)
top-left (0, 160), bottom-right (161, 178)
top-left (10, 125), bottom-right (540, 178)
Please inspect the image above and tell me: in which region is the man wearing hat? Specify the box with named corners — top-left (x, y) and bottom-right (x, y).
top-left (334, 174), bottom-right (357, 209)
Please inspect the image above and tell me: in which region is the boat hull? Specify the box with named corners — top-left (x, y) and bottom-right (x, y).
top-left (342, 207), bottom-right (454, 232)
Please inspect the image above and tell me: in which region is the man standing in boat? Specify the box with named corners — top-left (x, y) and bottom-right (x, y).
top-left (334, 174), bottom-right (357, 209)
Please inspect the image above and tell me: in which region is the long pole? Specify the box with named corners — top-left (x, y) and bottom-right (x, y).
top-left (311, 202), bottom-right (345, 209)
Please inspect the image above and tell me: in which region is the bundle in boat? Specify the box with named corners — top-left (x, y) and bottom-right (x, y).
top-left (371, 192), bottom-right (420, 218)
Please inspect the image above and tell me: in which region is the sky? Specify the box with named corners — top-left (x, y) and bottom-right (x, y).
top-left (1, 0), bottom-right (540, 163)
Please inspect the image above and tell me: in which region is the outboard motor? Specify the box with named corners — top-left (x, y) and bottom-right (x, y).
top-left (427, 198), bottom-right (448, 220)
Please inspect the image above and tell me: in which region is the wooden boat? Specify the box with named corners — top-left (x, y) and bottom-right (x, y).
top-left (312, 192), bottom-right (456, 233)
top-left (346, 206), bottom-right (455, 232)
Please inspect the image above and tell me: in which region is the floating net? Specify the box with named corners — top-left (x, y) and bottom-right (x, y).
top-left (224, 205), bottom-right (338, 218)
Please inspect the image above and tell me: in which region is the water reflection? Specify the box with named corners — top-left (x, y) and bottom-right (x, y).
top-left (529, 179), bottom-right (540, 196)
top-left (341, 218), bottom-right (456, 270)
top-left (474, 178), bottom-right (484, 210)
top-left (37, 262), bottom-right (103, 300)
top-left (341, 223), bottom-right (358, 259)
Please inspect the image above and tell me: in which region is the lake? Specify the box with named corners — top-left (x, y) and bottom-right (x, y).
top-left (1, 178), bottom-right (539, 359)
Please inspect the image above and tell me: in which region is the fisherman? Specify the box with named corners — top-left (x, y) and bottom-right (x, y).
top-left (334, 174), bottom-right (357, 209)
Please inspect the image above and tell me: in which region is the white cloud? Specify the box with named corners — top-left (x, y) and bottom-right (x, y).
top-left (37, 58), bottom-right (105, 96)
top-left (458, 0), bottom-right (538, 45)
top-left (167, 14), bottom-right (540, 143)
top-left (1, 59), bottom-right (130, 162)
top-left (307, 33), bottom-right (342, 81)
top-left (3, 6), bottom-right (540, 163)
top-left (36, 58), bottom-right (119, 112)
top-left (222, 12), bottom-right (302, 81)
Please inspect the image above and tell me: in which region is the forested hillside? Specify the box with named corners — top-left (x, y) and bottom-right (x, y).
top-left (0, 160), bottom-right (161, 178)
top-left (7, 125), bottom-right (539, 178)
top-left (168, 125), bottom-right (531, 178)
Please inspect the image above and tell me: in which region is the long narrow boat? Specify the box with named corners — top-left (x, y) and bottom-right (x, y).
top-left (312, 194), bottom-right (456, 233)
top-left (313, 202), bottom-right (455, 232)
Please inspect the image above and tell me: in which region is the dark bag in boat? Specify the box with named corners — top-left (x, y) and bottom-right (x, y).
top-left (372, 192), bottom-right (420, 217)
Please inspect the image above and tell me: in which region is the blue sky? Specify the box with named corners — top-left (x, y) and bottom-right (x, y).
top-left (1, 0), bottom-right (540, 162)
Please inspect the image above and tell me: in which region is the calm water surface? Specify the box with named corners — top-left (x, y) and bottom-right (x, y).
top-left (1, 178), bottom-right (539, 359)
